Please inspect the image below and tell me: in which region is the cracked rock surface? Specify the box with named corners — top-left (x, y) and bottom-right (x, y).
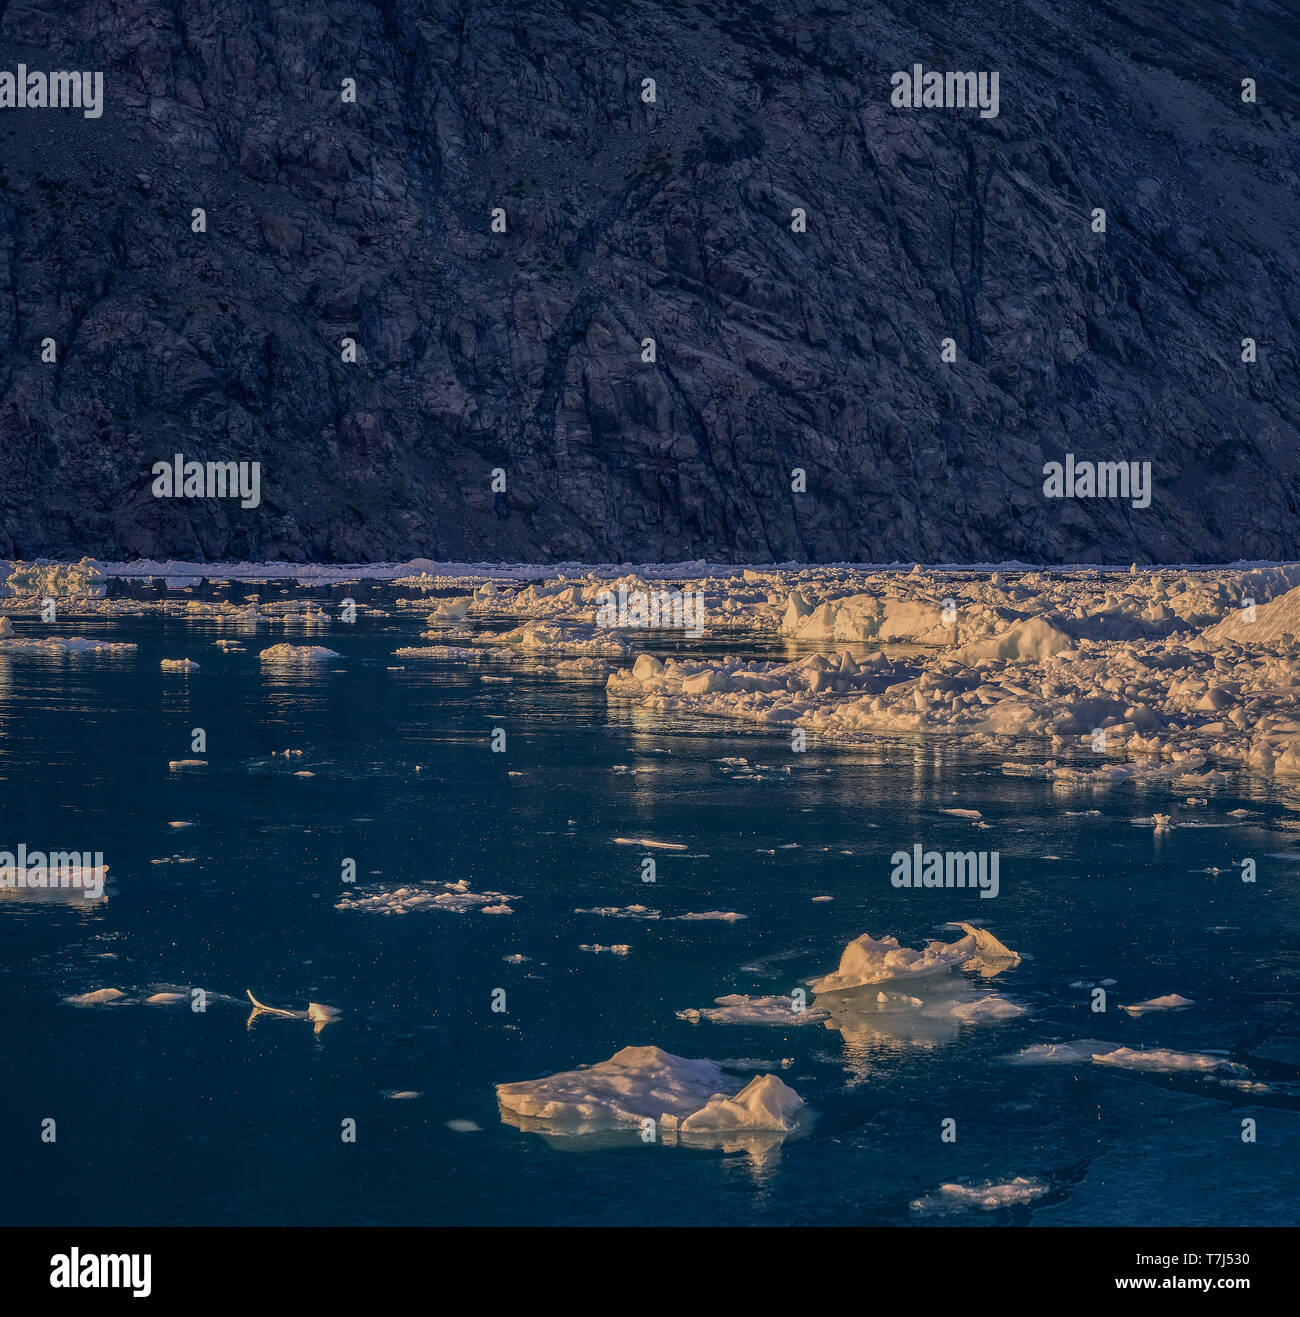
top-left (0, 0), bottom-right (1297, 563)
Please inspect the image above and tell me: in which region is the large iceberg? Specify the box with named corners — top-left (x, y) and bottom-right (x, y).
top-left (807, 924), bottom-right (1019, 994)
top-left (496, 1045), bottom-right (803, 1138)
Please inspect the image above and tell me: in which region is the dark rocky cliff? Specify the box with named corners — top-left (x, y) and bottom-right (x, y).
top-left (1, 0), bottom-right (1298, 564)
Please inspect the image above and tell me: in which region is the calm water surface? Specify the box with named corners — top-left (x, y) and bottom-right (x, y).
top-left (3, 582), bottom-right (1299, 1225)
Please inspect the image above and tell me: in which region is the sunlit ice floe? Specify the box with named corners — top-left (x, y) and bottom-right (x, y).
top-left (910, 1177), bottom-right (1050, 1214)
top-left (1121, 993), bottom-right (1195, 1016)
top-left (678, 995), bottom-right (833, 1025)
top-left (613, 836), bottom-right (687, 851)
top-left (573, 904), bottom-right (745, 921)
top-left (496, 1046), bottom-right (805, 1150)
top-left (1009, 1041), bottom-right (1246, 1075)
top-left (0, 557), bottom-right (107, 597)
top-left (493, 621), bottom-right (631, 657)
top-left (0, 634), bottom-right (136, 655)
top-left (63, 984), bottom-right (240, 1008)
top-left (806, 924), bottom-right (1019, 993)
top-left (246, 990), bottom-right (341, 1033)
top-left (336, 880), bottom-right (516, 914)
top-left (1092, 1046), bottom-right (1244, 1075)
top-left (259, 644), bottom-right (341, 663)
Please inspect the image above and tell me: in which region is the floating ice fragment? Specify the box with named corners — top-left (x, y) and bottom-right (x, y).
top-left (574, 905), bottom-right (661, 920)
top-left (259, 644), bottom-right (341, 663)
top-left (496, 1045), bottom-right (803, 1137)
top-left (950, 995), bottom-right (1026, 1021)
top-left (337, 881), bottom-right (516, 914)
top-left (808, 924), bottom-right (1019, 993)
top-left (64, 988), bottom-right (125, 1005)
top-left (246, 990), bottom-right (341, 1033)
top-left (911, 1177), bottom-right (1049, 1214)
top-left (1008, 1040), bottom-right (1119, 1065)
top-left (1092, 1046), bottom-right (1236, 1074)
top-left (1121, 994), bottom-right (1195, 1016)
top-left (676, 995), bottom-right (831, 1025)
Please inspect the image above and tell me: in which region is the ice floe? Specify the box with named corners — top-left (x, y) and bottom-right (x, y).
top-left (806, 924), bottom-right (1019, 993)
top-left (1121, 994), bottom-right (1195, 1016)
top-left (64, 988), bottom-right (126, 1005)
top-left (677, 995), bottom-right (832, 1026)
top-left (245, 990), bottom-right (341, 1032)
top-left (0, 635), bottom-right (136, 655)
top-left (1010, 1040), bottom-right (1245, 1075)
top-left (259, 644), bottom-right (341, 663)
top-left (336, 880), bottom-right (516, 914)
top-left (910, 1177), bottom-right (1049, 1214)
top-left (496, 1045), bottom-right (804, 1141)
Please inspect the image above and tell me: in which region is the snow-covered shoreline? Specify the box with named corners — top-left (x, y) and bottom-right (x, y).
top-left (11, 555), bottom-right (1300, 585)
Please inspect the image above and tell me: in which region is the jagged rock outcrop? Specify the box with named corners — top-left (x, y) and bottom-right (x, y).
top-left (0, 0), bottom-right (1297, 563)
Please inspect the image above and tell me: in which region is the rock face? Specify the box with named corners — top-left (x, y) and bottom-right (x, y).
top-left (0, 0), bottom-right (1297, 564)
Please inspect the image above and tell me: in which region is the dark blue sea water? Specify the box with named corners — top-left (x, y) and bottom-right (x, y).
top-left (3, 581), bottom-right (1299, 1226)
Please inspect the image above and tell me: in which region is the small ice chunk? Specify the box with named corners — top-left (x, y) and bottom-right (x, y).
top-left (64, 988), bottom-right (125, 1005)
top-left (911, 1177), bottom-right (1049, 1214)
top-left (950, 995), bottom-right (1026, 1021)
top-left (1092, 1046), bottom-right (1235, 1074)
top-left (1120, 994), bottom-right (1194, 1016)
top-left (676, 995), bottom-right (831, 1025)
top-left (259, 644), bottom-right (341, 663)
